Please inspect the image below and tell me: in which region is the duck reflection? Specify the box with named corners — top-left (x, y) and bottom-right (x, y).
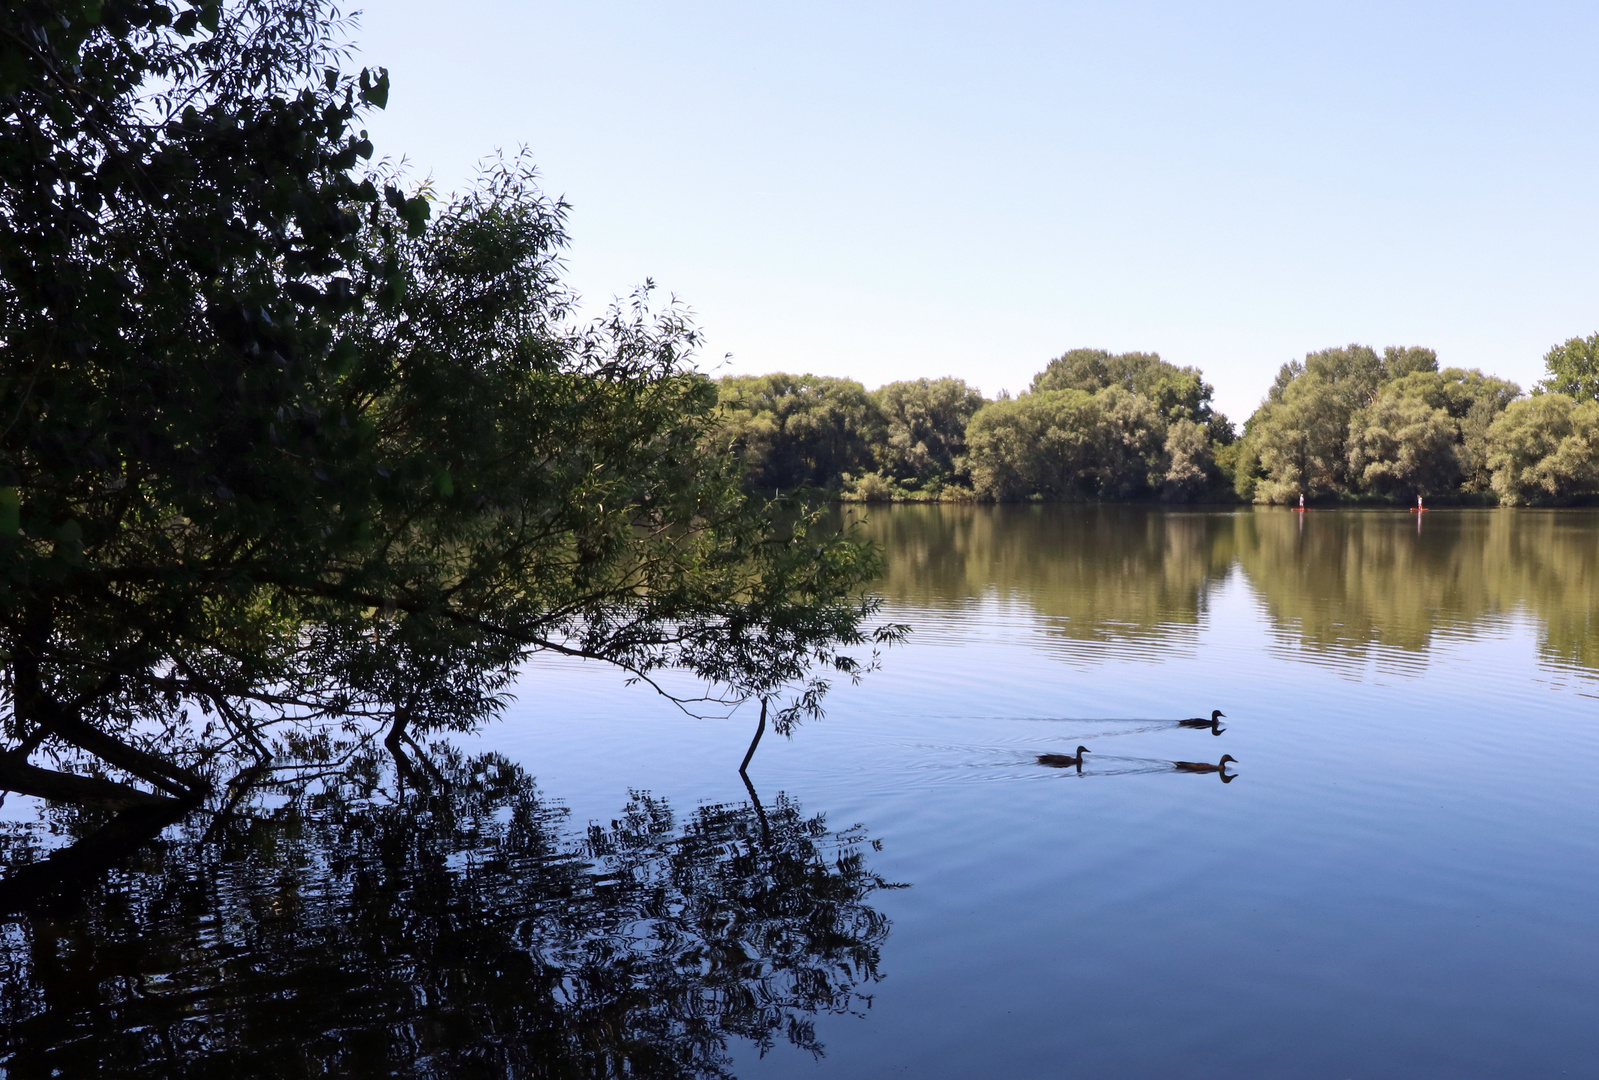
top-left (1177, 709), bottom-right (1227, 735)
top-left (1183, 710), bottom-right (1228, 736)
top-left (1173, 754), bottom-right (1238, 782)
top-left (0, 746), bottom-right (898, 1078)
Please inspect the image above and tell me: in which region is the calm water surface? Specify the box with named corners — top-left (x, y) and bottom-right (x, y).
top-left (3, 506), bottom-right (1598, 1078)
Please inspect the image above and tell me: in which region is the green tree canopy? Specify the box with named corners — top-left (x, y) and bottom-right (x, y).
top-left (870, 377), bottom-right (986, 486)
top-left (1346, 395), bottom-right (1463, 498)
top-left (1259, 344), bottom-right (1432, 411)
top-left (1161, 419), bottom-right (1217, 501)
top-left (1248, 378), bottom-right (1351, 501)
top-left (966, 386), bottom-right (1166, 501)
top-left (1031, 348), bottom-right (1232, 442)
top-left (1031, 349), bottom-right (1170, 396)
top-left (1244, 344), bottom-right (1455, 502)
top-left (1375, 368), bottom-right (1521, 492)
top-left (1485, 395), bottom-right (1599, 505)
top-left (0, 0), bottom-right (897, 805)
top-left (714, 374), bottom-right (884, 493)
top-left (1536, 333), bottom-right (1599, 402)
top-left (1383, 345), bottom-right (1442, 380)
top-left (1381, 368), bottom-right (1521, 419)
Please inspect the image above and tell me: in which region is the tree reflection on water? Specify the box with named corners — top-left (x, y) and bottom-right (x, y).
top-left (853, 505), bottom-right (1599, 678)
top-left (0, 748), bottom-right (897, 1079)
top-left (850, 504), bottom-right (1234, 644)
top-left (1233, 509), bottom-right (1599, 672)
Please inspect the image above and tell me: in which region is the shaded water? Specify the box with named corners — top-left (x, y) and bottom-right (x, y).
top-left (4, 506), bottom-right (1599, 1077)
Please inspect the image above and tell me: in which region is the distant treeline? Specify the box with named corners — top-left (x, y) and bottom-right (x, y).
top-left (712, 335), bottom-right (1599, 505)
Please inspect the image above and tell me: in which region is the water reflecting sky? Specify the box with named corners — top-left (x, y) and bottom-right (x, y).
top-left (4, 506), bottom-right (1598, 1078)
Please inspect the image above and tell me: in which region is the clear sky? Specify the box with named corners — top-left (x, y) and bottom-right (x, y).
top-left (351, 1), bottom-right (1599, 426)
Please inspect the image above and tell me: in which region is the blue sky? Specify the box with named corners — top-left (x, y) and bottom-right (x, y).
top-left (352, 1), bottom-right (1599, 425)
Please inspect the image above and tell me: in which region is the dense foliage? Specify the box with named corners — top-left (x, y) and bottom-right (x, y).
top-left (1484, 394), bottom-right (1599, 506)
top-left (1231, 340), bottom-right (1599, 505)
top-left (721, 332), bottom-right (1599, 506)
top-left (966, 387), bottom-right (1167, 501)
top-left (1536, 334), bottom-right (1599, 402)
top-left (713, 374), bottom-right (986, 499)
top-left (1239, 348), bottom-right (1519, 502)
top-left (1031, 348), bottom-right (1234, 445)
top-left (872, 377), bottom-right (987, 488)
top-left (718, 351), bottom-right (1232, 503)
top-left (0, 0), bottom-right (898, 806)
top-left (713, 374), bottom-right (884, 493)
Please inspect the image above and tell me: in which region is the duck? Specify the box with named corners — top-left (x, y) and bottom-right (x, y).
top-left (1173, 754), bottom-right (1236, 775)
top-left (1037, 746), bottom-right (1091, 771)
top-left (1183, 710), bottom-right (1228, 736)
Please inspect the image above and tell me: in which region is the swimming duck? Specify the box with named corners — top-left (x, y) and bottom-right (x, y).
top-left (1037, 746), bottom-right (1091, 771)
top-left (1178, 709), bottom-right (1226, 733)
top-left (1173, 754), bottom-right (1236, 774)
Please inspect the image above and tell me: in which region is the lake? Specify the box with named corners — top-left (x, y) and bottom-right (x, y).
top-left (3, 506), bottom-right (1598, 1078)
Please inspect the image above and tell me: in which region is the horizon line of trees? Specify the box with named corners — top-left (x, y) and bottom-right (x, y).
top-left (711, 335), bottom-right (1599, 506)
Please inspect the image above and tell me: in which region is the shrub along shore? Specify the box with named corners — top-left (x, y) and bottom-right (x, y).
top-left (713, 337), bottom-right (1599, 506)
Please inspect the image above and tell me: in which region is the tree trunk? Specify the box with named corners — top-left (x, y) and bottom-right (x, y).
top-left (739, 698), bottom-right (768, 775)
top-left (0, 754), bottom-right (176, 810)
top-left (10, 603), bottom-right (208, 799)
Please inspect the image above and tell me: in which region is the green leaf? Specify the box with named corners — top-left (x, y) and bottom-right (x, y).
top-left (401, 195), bottom-right (430, 237)
top-left (358, 68), bottom-right (390, 109)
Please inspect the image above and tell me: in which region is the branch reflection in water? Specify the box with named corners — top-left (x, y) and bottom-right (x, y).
top-left (0, 746), bottom-right (900, 1079)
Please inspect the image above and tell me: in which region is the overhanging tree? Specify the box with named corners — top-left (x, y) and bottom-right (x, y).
top-left (0, 0), bottom-right (899, 805)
